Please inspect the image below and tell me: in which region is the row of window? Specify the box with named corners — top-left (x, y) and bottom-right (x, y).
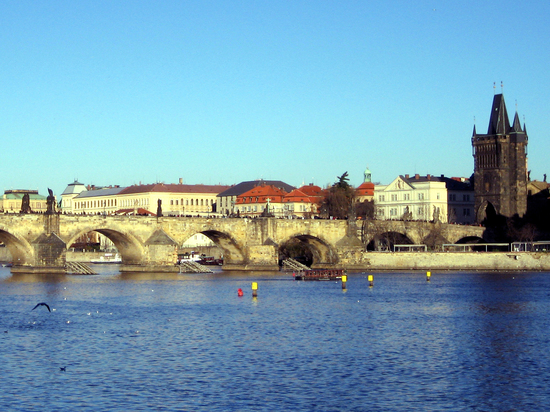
top-left (379, 193), bottom-right (471, 202)
top-left (379, 207), bottom-right (472, 218)
top-left (74, 197), bottom-right (215, 210)
top-left (169, 199), bottom-right (214, 206)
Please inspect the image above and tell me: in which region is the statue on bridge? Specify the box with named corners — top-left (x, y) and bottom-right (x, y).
top-left (46, 188), bottom-right (56, 214)
top-left (20, 193), bottom-right (31, 214)
top-left (157, 199), bottom-right (163, 217)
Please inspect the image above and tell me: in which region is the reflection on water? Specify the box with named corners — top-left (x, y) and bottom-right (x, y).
top-left (2, 267), bottom-right (550, 411)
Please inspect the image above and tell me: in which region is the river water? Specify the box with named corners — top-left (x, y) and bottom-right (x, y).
top-left (1, 267), bottom-right (550, 411)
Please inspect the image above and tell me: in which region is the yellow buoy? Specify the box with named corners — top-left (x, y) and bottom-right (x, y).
top-left (252, 282), bottom-right (258, 297)
top-left (368, 274), bottom-right (374, 287)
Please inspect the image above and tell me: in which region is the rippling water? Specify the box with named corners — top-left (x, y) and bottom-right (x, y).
top-left (2, 267), bottom-right (550, 411)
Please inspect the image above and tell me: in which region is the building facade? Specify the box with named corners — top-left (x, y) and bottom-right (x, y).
top-left (375, 174), bottom-right (474, 224)
top-left (61, 182), bottom-right (231, 216)
top-left (0, 190), bottom-right (48, 213)
top-left (282, 184), bottom-right (323, 218)
top-left (217, 180), bottom-right (295, 216)
top-left (235, 184), bottom-right (288, 217)
top-left (472, 93), bottom-right (528, 222)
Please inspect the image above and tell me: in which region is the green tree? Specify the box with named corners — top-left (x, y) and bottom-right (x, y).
top-left (319, 172), bottom-right (356, 219)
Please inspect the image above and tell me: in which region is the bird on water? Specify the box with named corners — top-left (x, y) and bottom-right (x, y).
top-left (32, 302), bottom-right (51, 312)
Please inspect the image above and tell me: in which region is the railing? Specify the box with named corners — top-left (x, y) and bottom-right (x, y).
top-left (510, 242), bottom-right (550, 252)
top-left (443, 243), bottom-right (511, 252)
top-left (393, 244), bottom-right (428, 252)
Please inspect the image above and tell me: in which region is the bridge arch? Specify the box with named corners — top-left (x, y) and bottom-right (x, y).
top-left (455, 236), bottom-right (484, 244)
top-left (66, 228), bottom-right (146, 265)
top-left (279, 233), bottom-right (339, 267)
top-left (0, 228), bottom-right (34, 266)
top-left (366, 231), bottom-right (414, 251)
top-left (197, 229), bottom-right (245, 265)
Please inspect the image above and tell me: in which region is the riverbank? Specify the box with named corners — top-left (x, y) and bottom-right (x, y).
top-left (1, 247), bottom-right (549, 271)
top-left (343, 251), bottom-right (550, 271)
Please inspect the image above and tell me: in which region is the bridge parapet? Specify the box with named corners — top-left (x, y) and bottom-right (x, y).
top-left (0, 214), bottom-right (487, 273)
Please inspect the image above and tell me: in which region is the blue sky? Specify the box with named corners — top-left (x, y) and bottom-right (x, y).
top-left (1, 0), bottom-right (549, 196)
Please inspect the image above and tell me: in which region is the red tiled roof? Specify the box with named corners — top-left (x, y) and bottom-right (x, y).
top-left (236, 184), bottom-right (287, 204)
top-left (283, 187), bottom-right (323, 203)
top-left (356, 182), bottom-right (374, 196)
top-left (298, 184), bottom-right (323, 197)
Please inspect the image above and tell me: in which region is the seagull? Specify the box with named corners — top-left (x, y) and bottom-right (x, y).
top-left (32, 302), bottom-right (51, 312)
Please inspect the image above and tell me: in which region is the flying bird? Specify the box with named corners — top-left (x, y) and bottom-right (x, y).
top-left (32, 302), bottom-right (51, 312)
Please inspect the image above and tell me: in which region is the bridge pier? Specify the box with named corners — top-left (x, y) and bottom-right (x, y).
top-left (119, 264), bottom-right (180, 273)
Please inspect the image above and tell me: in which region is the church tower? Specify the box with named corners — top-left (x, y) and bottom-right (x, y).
top-left (472, 93), bottom-right (528, 223)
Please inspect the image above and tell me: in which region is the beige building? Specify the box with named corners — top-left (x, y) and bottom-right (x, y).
top-left (61, 181), bottom-right (231, 216)
top-left (0, 190), bottom-right (48, 213)
top-left (375, 174), bottom-right (474, 224)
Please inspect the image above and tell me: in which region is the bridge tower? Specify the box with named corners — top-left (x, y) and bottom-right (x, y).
top-left (472, 93), bottom-right (528, 223)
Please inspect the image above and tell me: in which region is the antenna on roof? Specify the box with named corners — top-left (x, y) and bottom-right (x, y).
top-left (493, 82), bottom-right (496, 94)
top-left (501, 81), bottom-right (503, 93)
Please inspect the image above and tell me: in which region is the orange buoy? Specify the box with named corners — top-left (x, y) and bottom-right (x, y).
top-left (237, 288), bottom-right (243, 297)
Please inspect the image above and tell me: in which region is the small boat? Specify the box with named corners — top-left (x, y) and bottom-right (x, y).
top-left (197, 256), bottom-right (224, 265)
top-left (90, 253), bottom-right (122, 264)
top-left (294, 269), bottom-right (344, 281)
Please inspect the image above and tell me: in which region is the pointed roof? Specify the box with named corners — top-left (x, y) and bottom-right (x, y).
top-left (512, 112), bottom-right (523, 132)
top-left (487, 94), bottom-right (510, 135)
top-left (62, 180), bottom-right (88, 196)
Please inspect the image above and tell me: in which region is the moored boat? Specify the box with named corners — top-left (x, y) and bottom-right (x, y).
top-left (294, 269), bottom-right (344, 281)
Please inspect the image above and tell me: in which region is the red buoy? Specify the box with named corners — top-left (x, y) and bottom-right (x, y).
top-left (237, 288), bottom-right (243, 297)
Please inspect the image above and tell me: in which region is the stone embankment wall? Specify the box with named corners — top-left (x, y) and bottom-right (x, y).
top-left (343, 251), bottom-right (550, 271)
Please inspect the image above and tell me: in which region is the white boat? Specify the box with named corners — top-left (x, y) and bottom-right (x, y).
top-left (90, 253), bottom-right (122, 264)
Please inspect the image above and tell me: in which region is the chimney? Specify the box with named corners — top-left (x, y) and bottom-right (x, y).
top-left (405, 174), bottom-right (409, 179)
top-left (427, 174), bottom-right (431, 180)
top-left (179, 178), bottom-right (183, 184)
top-left (415, 174), bottom-right (420, 179)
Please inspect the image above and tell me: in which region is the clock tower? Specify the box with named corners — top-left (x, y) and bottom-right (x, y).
top-left (472, 93), bottom-right (528, 223)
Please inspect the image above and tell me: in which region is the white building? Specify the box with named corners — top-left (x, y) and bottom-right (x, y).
top-left (374, 174), bottom-right (474, 224)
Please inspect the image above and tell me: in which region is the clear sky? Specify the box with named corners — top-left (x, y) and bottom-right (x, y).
top-left (1, 0), bottom-right (549, 196)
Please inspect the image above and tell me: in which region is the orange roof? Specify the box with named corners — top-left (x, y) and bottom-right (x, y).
top-left (356, 182), bottom-right (374, 196)
top-left (283, 186), bottom-right (323, 203)
top-left (236, 184), bottom-right (287, 204)
top-left (297, 184), bottom-right (323, 197)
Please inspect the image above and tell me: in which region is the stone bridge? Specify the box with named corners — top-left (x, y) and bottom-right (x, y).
top-left (0, 214), bottom-right (485, 273)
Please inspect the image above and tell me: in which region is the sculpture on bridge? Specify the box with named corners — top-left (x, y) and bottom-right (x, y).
top-left (46, 188), bottom-right (56, 214)
top-left (157, 199), bottom-right (163, 217)
top-left (20, 193), bottom-right (31, 214)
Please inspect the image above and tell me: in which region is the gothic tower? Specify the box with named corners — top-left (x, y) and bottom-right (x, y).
top-left (472, 93), bottom-right (528, 223)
